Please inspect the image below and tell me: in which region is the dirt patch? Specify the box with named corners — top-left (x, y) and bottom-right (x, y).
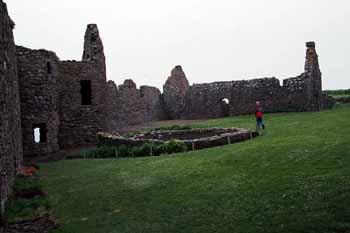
top-left (4, 214), bottom-right (57, 233)
top-left (17, 166), bottom-right (38, 177)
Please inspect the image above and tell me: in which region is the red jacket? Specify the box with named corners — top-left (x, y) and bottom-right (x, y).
top-left (255, 110), bottom-right (263, 118)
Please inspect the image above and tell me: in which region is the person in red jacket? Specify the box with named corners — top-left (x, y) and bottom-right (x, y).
top-left (255, 102), bottom-right (265, 130)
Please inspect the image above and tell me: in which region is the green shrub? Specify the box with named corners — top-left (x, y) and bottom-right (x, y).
top-left (138, 143), bottom-right (153, 157)
top-left (155, 140), bottom-right (187, 155)
top-left (82, 140), bottom-right (187, 159)
top-left (82, 146), bottom-right (117, 159)
top-left (116, 145), bottom-right (132, 157)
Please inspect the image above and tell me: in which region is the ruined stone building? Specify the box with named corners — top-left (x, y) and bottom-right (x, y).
top-left (163, 42), bottom-right (334, 119)
top-left (0, 0), bottom-right (335, 219)
top-left (0, 0), bottom-right (23, 217)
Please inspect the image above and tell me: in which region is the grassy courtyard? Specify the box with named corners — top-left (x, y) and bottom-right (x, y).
top-left (19, 104), bottom-right (350, 232)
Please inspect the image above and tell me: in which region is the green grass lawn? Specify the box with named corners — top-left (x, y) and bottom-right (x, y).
top-left (38, 104), bottom-right (350, 233)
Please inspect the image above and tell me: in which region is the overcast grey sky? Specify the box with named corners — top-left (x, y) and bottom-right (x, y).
top-left (8, 0), bottom-right (350, 90)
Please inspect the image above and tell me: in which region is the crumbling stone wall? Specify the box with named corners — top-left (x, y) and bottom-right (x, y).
top-left (0, 0), bottom-right (23, 220)
top-left (15, 24), bottom-right (109, 151)
top-left (304, 41), bottom-right (323, 111)
top-left (97, 128), bottom-right (258, 153)
top-left (182, 78), bottom-right (286, 119)
top-left (166, 42), bottom-right (333, 119)
top-left (105, 80), bottom-right (119, 132)
top-left (105, 79), bottom-right (165, 131)
top-left (12, 20), bottom-right (164, 151)
top-left (82, 24), bottom-right (106, 79)
top-left (57, 24), bottom-right (108, 149)
top-left (16, 46), bottom-right (60, 157)
top-left (0, 0), bottom-right (336, 168)
top-left (58, 60), bottom-right (107, 148)
top-left (163, 65), bottom-right (190, 119)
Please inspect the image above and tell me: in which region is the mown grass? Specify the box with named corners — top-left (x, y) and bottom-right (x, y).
top-left (36, 104), bottom-right (350, 233)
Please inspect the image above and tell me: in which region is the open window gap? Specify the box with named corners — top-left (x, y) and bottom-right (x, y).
top-left (81, 80), bottom-right (92, 105)
top-left (32, 123), bottom-right (47, 144)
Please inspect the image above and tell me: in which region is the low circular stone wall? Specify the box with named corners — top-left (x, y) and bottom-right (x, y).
top-left (336, 97), bottom-right (350, 104)
top-left (97, 128), bottom-right (258, 152)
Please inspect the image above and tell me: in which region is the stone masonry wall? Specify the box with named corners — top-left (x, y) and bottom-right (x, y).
top-left (105, 79), bottom-right (165, 131)
top-left (0, 0), bottom-right (23, 221)
top-left (16, 46), bottom-right (60, 157)
top-left (105, 80), bottom-right (119, 132)
top-left (165, 42), bottom-right (333, 120)
top-left (163, 65), bottom-right (190, 119)
top-left (58, 24), bottom-right (108, 148)
top-left (58, 61), bottom-right (107, 148)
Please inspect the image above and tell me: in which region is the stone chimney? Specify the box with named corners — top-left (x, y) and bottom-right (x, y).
top-left (82, 24), bottom-right (106, 79)
top-left (304, 41), bottom-right (322, 110)
top-left (304, 41), bottom-right (320, 75)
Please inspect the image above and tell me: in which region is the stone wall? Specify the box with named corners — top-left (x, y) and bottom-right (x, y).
top-left (166, 42), bottom-right (333, 119)
top-left (163, 65), bottom-right (190, 119)
top-left (334, 97), bottom-right (350, 104)
top-left (105, 79), bottom-right (165, 132)
top-left (183, 78), bottom-right (286, 119)
top-left (97, 128), bottom-right (258, 153)
top-left (57, 24), bottom-right (108, 149)
top-left (58, 60), bottom-right (107, 148)
top-left (12, 20), bottom-right (164, 151)
top-left (105, 80), bottom-right (119, 132)
top-left (16, 46), bottom-right (60, 157)
top-left (0, 0), bottom-right (23, 220)
top-left (15, 24), bottom-right (109, 151)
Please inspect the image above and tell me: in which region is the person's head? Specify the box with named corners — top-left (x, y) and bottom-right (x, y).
top-left (256, 101), bottom-right (261, 107)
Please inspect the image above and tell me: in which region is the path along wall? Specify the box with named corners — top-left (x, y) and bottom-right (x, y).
top-left (0, 0), bottom-right (23, 220)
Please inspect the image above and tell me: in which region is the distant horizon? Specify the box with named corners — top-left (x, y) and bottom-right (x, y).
top-left (8, 0), bottom-right (350, 91)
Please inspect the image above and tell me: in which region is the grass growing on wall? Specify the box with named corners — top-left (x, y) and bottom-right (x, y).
top-left (34, 104), bottom-right (350, 233)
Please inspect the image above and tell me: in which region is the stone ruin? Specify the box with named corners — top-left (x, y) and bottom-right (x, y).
top-left (0, 0), bottom-right (23, 219)
top-left (97, 128), bottom-right (258, 154)
top-left (0, 0), bottom-right (336, 222)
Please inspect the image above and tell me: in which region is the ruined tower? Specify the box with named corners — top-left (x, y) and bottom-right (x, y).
top-left (0, 0), bottom-right (23, 218)
top-left (163, 65), bottom-right (190, 119)
top-left (58, 24), bottom-right (108, 148)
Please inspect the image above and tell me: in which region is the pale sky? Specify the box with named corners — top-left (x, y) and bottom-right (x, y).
top-left (8, 0), bottom-right (350, 90)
